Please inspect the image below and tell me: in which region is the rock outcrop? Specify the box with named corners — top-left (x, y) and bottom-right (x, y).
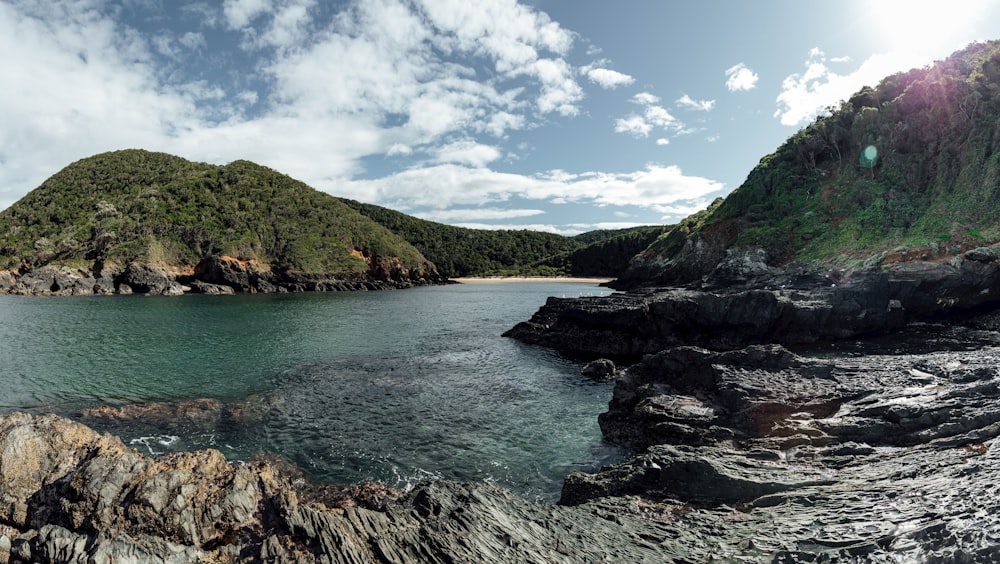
top-left (0, 252), bottom-right (445, 297)
top-left (560, 343), bottom-right (1000, 561)
top-left (8, 335), bottom-right (1000, 562)
top-left (0, 412), bottom-right (686, 563)
top-left (505, 257), bottom-right (1000, 358)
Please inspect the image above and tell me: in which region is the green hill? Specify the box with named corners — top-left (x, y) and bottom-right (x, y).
top-left (618, 40), bottom-right (1000, 288)
top-left (339, 198), bottom-right (665, 278)
top-left (0, 150), bottom-right (439, 291)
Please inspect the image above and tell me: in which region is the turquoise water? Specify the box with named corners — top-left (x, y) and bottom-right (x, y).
top-left (0, 282), bottom-right (620, 500)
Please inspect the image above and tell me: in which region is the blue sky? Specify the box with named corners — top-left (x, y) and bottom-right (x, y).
top-left (2, 0), bottom-right (998, 234)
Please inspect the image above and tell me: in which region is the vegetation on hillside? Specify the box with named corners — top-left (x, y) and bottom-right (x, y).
top-left (0, 150), bottom-right (429, 275)
top-left (340, 198), bottom-right (662, 277)
top-left (625, 40), bottom-right (1000, 285)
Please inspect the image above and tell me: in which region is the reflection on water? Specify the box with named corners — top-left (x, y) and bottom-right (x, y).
top-left (0, 283), bottom-right (622, 501)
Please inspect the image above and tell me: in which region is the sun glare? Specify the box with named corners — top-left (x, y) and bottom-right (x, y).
top-left (868, 0), bottom-right (984, 52)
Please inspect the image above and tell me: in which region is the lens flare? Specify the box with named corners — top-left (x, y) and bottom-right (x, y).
top-left (860, 145), bottom-right (878, 168)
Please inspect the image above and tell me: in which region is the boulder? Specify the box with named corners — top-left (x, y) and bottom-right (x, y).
top-left (10, 266), bottom-right (95, 296)
top-left (0, 412), bottom-right (681, 562)
top-left (580, 359), bottom-right (618, 381)
top-left (119, 264), bottom-right (176, 295)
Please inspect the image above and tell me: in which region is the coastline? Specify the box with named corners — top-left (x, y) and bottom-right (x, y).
top-left (451, 276), bottom-right (613, 284)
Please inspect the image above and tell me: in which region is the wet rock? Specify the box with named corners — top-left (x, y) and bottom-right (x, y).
top-left (78, 399), bottom-right (226, 428)
top-left (188, 280), bottom-right (236, 295)
top-left (580, 358), bottom-right (618, 381)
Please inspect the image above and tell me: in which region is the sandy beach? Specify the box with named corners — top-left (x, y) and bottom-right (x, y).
top-left (451, 276), bottom-right (614, 284)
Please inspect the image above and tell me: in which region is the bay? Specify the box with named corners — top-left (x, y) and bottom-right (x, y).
top-left (0, 282), bottom-right (622, 501)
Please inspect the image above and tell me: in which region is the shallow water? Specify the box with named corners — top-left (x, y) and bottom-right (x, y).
top-left (0, 282), bottom-right (622, 501)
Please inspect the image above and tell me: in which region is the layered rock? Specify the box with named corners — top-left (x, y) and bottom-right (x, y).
top-left (0, 412), bottom-right (687, 563)
top-left (560, 343), bottom-right (1000, 561)
top-left (506, 256), bottom-right (1000, 358)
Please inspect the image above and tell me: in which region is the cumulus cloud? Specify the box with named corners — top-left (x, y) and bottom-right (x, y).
top-left (432, 140), bottom-right (503, 167)
top-left (0, 0), bottom-right (600, 210)
top-left (675, 94), bottom-right (715, 111)
top-left (585, 67), bottom-right (635, 89)
top-left (725, 63), bottom-right (758, 91)
top-left (614, 92), bottom-right (682, 139)
top-left (341, 163), bottom-right (725, 213)
top-left (773, 48), bottom-right (926, 126)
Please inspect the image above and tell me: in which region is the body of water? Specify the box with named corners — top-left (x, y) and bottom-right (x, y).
top-left (0, 282), bottom-right (621, 501)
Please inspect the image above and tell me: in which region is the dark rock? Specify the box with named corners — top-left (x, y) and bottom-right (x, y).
top-left (0, 412), bottom-right (684, 562)
top-left (506, 262), bottom-right (1000, 358)
top-left (119, 264), bottom-right (176, 295)
top-left (580, 359), bottom-right (618, 380)
top-left (11, 266), bottom-right (95, 296)
top-left (188, 280), bottom-right (236, 295)
top-left (194, 255), bottom-right (273, 293)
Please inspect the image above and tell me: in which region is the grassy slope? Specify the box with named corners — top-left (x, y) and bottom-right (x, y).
top-left (623, 40), bottom-right (1000, 286)
top-left (0, 150), bottom-right (429, 276)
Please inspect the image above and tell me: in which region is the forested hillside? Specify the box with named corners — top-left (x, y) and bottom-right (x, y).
top-left (619, 40), bottom-right (1000, 287)
top-left (0, 150), bottom-right (432, 278)
top-left (340, 198), bottom-right (664, 277)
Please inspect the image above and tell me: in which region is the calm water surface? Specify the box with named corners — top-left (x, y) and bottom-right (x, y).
top-left (0, 282), bottom-right (621, 500)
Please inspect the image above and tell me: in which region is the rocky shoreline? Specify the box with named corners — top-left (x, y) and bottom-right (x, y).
top-left (0, 254), bottom-right (444, 297)
top-left (6, 337), bottom-right (1000, 561)
top-left (7, 255), bottom-right (1000, 561)
top-left (504, 253), bottom-right (1000, 358)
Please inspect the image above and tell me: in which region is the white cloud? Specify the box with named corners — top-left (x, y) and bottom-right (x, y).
top-left (585, 67), bottom-right (635, 89)
top-left (615, 92), bottom-right (682, 139)
top-left (615, 115), bottom-right (653, 137)
top-left (773, 48), bottom-right (926, 126)
top-left (675, 94), bottom-right (715, 112)
top-left (341, 163), bottom-right (725, 212)
top-left (416, 208), bottom-right (546, 222)
top-left (432, 140), bottom-right (503, 167)
top-left (725, 63), bottom-right (758, 91)
top-left (632, 92), bottom-right (660, 105)
top-left (179, 32), bottom-right (207, 52)
top-left (656, 138), bottom-right (670, 146)
top-left (223, 0), bottom-right (272, 29)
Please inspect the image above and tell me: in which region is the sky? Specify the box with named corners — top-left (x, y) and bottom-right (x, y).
top-left (2, 0), bottom-right (999, 235)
